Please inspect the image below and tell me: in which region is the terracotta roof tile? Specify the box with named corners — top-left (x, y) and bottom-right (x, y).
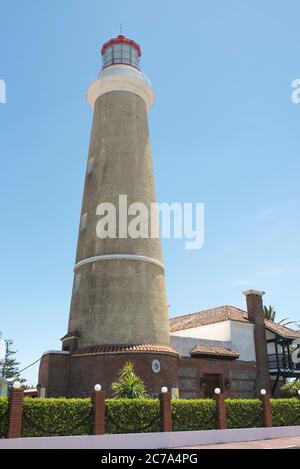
top-left (170, 305), bottom-right (300, 339)
top-left (170, 306), bottom-right (248, 332)
top-left (72, 343), bottom-right (179, 356)
top-left (191, 345), bottom-right (240, 359)
top-left (264, 319), bottom-right (300, 339)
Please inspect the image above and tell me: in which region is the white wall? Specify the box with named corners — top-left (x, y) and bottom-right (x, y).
top-left (171, 320), bottom-right (256, 362)
top-left (230, 321), bottom-right (256, 361)
top-left (170, 335), bottom-right (233, 357)
top-left (266, 330), bottom-right (277, 354)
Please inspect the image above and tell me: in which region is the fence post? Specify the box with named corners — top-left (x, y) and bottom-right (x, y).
top-left (160, 386), bottom-right (172, 432)
top-left (260, 389), bottom-right (272, 428)
top-left (92, 384), bottom-right (105, 435)
top-left (7, 381), bottom-right (24, 439)
top-left (214, 388), bottom-right (227, 430)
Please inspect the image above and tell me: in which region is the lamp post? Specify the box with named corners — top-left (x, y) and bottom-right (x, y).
top-left (214, 388), bottom-right (227, 429)
top-left (260, 388), bottom-right (272, 427)
top-left (92, 384), bottom-right (105, 435)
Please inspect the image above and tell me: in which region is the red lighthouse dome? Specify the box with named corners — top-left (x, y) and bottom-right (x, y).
top-left (101, 34), bottom-right (141, 70)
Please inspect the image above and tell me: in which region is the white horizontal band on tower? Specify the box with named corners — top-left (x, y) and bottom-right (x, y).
top-left (73, 254), bottom-right (165, 272)
top-left (87, 64), bottom-right (154, 110)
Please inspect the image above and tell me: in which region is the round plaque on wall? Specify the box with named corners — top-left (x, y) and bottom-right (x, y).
top-left (152, 359), bottom-right (161, 373)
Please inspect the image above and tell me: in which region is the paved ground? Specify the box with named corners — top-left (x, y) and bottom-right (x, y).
top-left (182, 436), bottom-right (300, 449)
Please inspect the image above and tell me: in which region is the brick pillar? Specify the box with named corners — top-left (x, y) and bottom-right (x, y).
top-left (243, 289), bottom-right (271, 395)
top-left (160, 390), bottom-right (172, 432)
top-left (92, 389), bottom-right (105, 435)
top-left (261, 392), bottom-right (272, 428)
top-left (215, 392), bottom-right (227, 430)
top-left (7, 387), bottom-right (24, 439)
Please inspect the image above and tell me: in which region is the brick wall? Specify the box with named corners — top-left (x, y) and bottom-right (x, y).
top-left (39, 351), bottom-right (179, 398)
top-left (177, 357), bottom-right (257, 398)
top-left (38, 353), bottom-right (70, 398)
top-left (39, 350), bottom-right (258, 399)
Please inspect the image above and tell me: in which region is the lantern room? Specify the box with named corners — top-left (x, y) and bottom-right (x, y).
top-left (101, 34), bottom-right (141, 70)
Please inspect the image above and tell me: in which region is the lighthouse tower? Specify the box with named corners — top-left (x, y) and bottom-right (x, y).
top-left (38, 35), bottom-right (178, 397)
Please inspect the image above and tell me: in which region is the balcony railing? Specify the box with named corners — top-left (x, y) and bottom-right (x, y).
top-left (268, 353), bottom-right (300, 371)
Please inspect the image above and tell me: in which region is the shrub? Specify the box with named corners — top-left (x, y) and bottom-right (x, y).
top-left (111, 361), bottom-right (148, 399)
top-left (105, 398), bottom-right (160, 433)
top-left (226, 399), bottom-right (263, 428)
top-left (271, 398), bottom-right (300, 427)
top-left (172, 399), bottom-right (217, 431)
top-left (22, 397), bottom-right (92, 437)
top-left (281, 380), bottom-right (300, 397)
top-left (0, 397), bottom-right (8, 438)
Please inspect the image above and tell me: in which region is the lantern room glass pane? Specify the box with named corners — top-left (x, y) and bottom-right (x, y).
top-left (102, 43), bottom-right (140, 69)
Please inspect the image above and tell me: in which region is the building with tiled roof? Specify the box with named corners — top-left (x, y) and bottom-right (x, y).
top-left (168, 292), bottom-right (300, 398)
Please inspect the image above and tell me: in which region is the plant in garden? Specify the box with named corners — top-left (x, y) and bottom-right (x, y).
top-left (0, 339), bottom-right (26, 384)
top-left (0, 397), bottom-right (8, 438)
top-left (281, 379), bottom-right (300, 397)
top-left (111, 361), bottom-right (148, 399)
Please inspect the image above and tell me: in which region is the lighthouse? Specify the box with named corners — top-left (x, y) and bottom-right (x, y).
top-left (38, 35), bottom-right (179, 397)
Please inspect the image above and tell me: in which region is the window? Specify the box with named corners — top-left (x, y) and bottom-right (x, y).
top-left (87, 157), bottom-right (94, 175)
top-left (74, 273), bottom-right (81, 293)
top-left (80, 212), bottom-right (87, 231)
top-left (131, 49), bottom-right (138, 67)
top-left (102, 44), bottom-right (140, 69)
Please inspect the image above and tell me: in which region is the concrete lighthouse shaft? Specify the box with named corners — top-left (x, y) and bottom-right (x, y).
top-left (67, 38), bottom-right (170, 348)
top-left (38, 36), bottom-right (179, 398)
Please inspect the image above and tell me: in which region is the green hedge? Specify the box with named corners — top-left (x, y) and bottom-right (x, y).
top-left (271, 398), bottom-right (300, 427)
top-left (1, 396), bottom-right (300, 438)
top-left (105, 398), bottom-right (161, 434)
top-left (0, 397), bottom-right (8, 438)
top-left (22, 398), bottom-right (92, 437)
top-left (172, 399), bottom-right (217, 431)
top-left (226, 399), bottom-right (263, 428)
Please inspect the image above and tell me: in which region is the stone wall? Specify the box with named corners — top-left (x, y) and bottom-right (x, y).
top-left (177, 357), bottom-right (257, 398)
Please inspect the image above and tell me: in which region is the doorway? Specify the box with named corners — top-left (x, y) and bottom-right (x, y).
top-left (203, 373), bottom-right (222, 398)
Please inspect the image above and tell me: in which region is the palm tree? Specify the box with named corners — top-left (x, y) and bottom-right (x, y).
top-left (111, 361), bottom-right (148, 399)
top-left (264, 305), bottom-right (276, 321)
top-left (264, 305), bottom-right (300, 329)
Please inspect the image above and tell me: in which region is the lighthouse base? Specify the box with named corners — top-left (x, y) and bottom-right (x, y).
top-left (38, 347), bottom-right (179, 398)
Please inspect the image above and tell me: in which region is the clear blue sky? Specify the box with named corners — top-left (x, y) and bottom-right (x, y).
top-left (1, 0), bottom-right (300, 385)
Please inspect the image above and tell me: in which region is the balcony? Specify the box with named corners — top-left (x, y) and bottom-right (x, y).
top-left (268, 353), bottom-right (300, 374)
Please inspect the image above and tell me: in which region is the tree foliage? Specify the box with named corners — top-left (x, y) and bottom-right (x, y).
top-left (0, 339), bottom-right (26, 383)
top-left (281, 379), bottom-right (300, 397)
top-left (263, 305), bottom-right (300, 329)
top-left (264, 305), bottom-right (276, 321)
top-left (111, 361), bottom-right (148, 399)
